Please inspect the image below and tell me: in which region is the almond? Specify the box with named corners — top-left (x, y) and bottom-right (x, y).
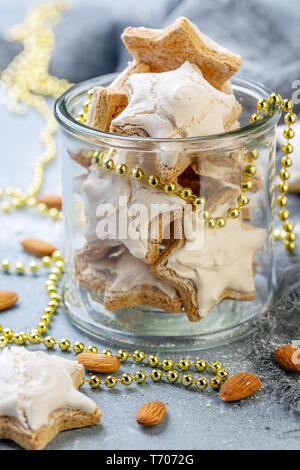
top-left (38, 195), bottom-right (62, 210)
top-left (136, 401), bottom-right (166, 426)
top-left (0, 291), bottom-right (18, 311)
top-left (76, 353), bottom-right (121, 373)
top-left (219, 372), bottom-right (261, 402)
top-left (274, 345), bottom-right (300, 372)
top-left (21, 238), bottom-right (57, 257)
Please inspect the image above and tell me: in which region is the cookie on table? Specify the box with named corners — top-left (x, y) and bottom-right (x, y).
top-left (152, 217), bottom-right (266, 322)
top-left (121, 16), bottom-right (242, 90)
top-left (0, 348), bottom-right (101, 450)
top-left (75, 248), bottom-right (182, 313)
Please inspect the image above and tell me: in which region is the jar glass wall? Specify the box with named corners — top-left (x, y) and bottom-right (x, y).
top-left (55, 75), bottom-right (281, 351)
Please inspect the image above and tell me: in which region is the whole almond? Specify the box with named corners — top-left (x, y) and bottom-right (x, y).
top-left (21, 238), bottom-right (57, 257)
top-left (0, 291), bottom-right (18, 311)
top-left (274, 345), bottom-right (300, 372)
top-left (136, 401), bottom-right (166, 426)
top-left (76, 353), bottom-right (121, 373)
top-left (219, 372), bottom-right (261, 402)
top-left (38, 195), bottom-right (62, 210)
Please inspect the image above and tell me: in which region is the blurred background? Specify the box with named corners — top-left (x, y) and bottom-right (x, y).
top-left (1, 0), bottom-right (300, 100)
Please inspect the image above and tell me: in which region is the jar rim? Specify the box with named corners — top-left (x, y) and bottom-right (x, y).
top-left (54, 73), bottom-right (281, 147)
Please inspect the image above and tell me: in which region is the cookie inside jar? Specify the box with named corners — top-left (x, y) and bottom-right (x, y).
top-left (56, 16), bottom-right (279, 347)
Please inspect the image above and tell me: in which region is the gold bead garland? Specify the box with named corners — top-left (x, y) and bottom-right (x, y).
top-left (79, 90), bottom-right (295, 244)
top-left (0, 252), bottom-right (228, 391)
top-left (0, 1), bottom-right (72, 218)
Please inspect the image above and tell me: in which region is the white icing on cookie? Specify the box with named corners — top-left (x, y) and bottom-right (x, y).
top-left (0, 348), bottom-right (96, 430)
top-left (167, 216), bottom-right (266, 317)
top-left (111, 61), bottom-right (239, 139)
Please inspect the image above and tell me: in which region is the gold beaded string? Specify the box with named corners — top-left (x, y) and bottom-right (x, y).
top-left (0, 252), bottom-right (229, 391)
top-left (0, 1), bottom-right (72, 219)
top-left (78, 92), bottom-right (296, 244)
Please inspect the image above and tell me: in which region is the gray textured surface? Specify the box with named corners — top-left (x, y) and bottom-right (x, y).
top-left (1, 0), bottom-right (300, 451)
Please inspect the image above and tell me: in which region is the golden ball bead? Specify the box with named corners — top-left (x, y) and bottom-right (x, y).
top-left (282, 143), bottom-right (293, 155)
top-left (164, 183), bottom-right (177, 194)
top-left (37, 322), bottom-right (48, 335)
top-left (102, 159), bottom-right (114, 172)
top-left (210, 361), bottom-right (223, 373)
top-left (203, 210), bottom-right (210, 220)
top-left (217, 369), bottom-right (230, 382)
top-left (178, 358), bottom-right (191, 371)
top-left (91, 152), bottom-right (103, 166)
top-left (284, 113), bottom-right (297, 125)
top-left (195, 377), bottom-right (209, 390)
top-left (0, 336), bottom-right (8, 349)
top-left (286, 232), bottom-right (296, 242)
top-left (58, 339), bottom-right (70, 351)
top-left (150, 369), bottom-right (163, 382)
top-left (50, 293), bottom-right (61, 302)
top-left (238, 195), bottom-right (249, 207)
top-left (43, 336), bottom-right (56, 349)
top-left (82, 100), bottom-right (90, 113)
top-left (180, 188), bottom-right (193, 200)
top-left (53, 250), bottom-right (64, 261)
top-left (73, 341), bottom-right (85, 354)
top-left (250, 113), bottom-right (261, 123)
top-left (181, 373), bottom-right (194, 387)
top-left (48, 300), bottom-right (59, 310)
top-left (41, 314), bottom-right (51, 325)
top-left (1, 202), bottom-right (11, 213)
top-left (50, 267), bottom-right (61, 276)
top-left (279, 169), bottom-right (290, 181)
top-left (131, 168), bottom-right (144, 180)
top-left (147, 354), bottom-right (160, 367)
top-left (89, 375), bottom-right (101, 389)
top-left (210, 376), bottom-right (223, 390)
top-left (28, 331), bottom-right (41, 344)
top-left (29, 261), bottom-right (40, 272)
top-left (161, 358), bottom-right (175, 371)
top-left (115, 163), bottom-right (128, 176)
top-left (283, 128), bottom-right (295, 140)
top-left (227, 208), bottom-right (240, 219)
top-left (256, 99), bottom-right (269, 112)
top-left (277, 195), bottom-right (288, 207)
top-left (241, 181), bottom-right (253, 191)
top-left (37, 202), bottom-right (48, 214)
top-left (104, 376), bottom-right (118, 388)
top-left (101, 349), bottom-right (112, 356)
top-left (281, 99), bottom-right (293, 112)
top-left (194, 359), bottom-right (208, 372)
top-left (286, 241), bottom-right (296, 252)
top-left (278, 182), bottom-right (289, 193)
top-left (166, 370), bottom-right (179, 383)
top-left (1, 259), bottom-right (11, 271)
top-left (281, 156), bottom-right (292, 168)
top-left (216, 217), bottom-right (226, 228)
top-left (3, 328), bottom-right (14, 340)
top-left (120, 373), bottom-right (133, 386)
top-left (278, 209), bottom-right (289, 221)
top-left (12, 332), bottom-right (25, 345)
top-left (87, 88), bottom-right (94, 100)
top-left (134, 370), bottom-right (147, 384)
top-left (132, 350), bottom-right (145, 362)
top-left (86, 345), bottom-right (98, 353)
top-left (116, 349), bottom-right (129, 363)
top-left (243, 165), bottom-right (256, 177)
top-left (269, 93), bottom-right (282, 105)
top-left (15, 262), bottom-right (25, 274)
top-left (206, 218), bottom-right (216, 229)
top-left (42, 256), bottom-right (52, 267)
top-left (148, 175), bottom-right (159, 187)
top-left (193, 196), bottom-right (206, 208)
top-left (246, 149), bottom-right (259, 160)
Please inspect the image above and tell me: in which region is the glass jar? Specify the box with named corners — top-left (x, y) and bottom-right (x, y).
top-left (54, 74), bottom-right (281, 351)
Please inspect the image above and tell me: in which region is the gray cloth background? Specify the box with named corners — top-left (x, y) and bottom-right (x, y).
top-left (1, 0), bottom-right (300, 450)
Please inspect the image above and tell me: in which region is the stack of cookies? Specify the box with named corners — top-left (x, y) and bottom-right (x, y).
top-left (72, 17), bottom-right (266, 322)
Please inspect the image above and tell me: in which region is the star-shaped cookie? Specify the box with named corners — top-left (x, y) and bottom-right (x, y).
top-left (152, 217), bottom-right (266, 321)
top-left (121, 16), bottom-right (242, 90)
top-left (0, 347), bottom-right (101, 450)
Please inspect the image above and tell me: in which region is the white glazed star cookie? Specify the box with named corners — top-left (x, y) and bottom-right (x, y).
top-left (152, 216), bottom-right (266, 321)
top-left (0, 347), bottom-right (101, 450)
